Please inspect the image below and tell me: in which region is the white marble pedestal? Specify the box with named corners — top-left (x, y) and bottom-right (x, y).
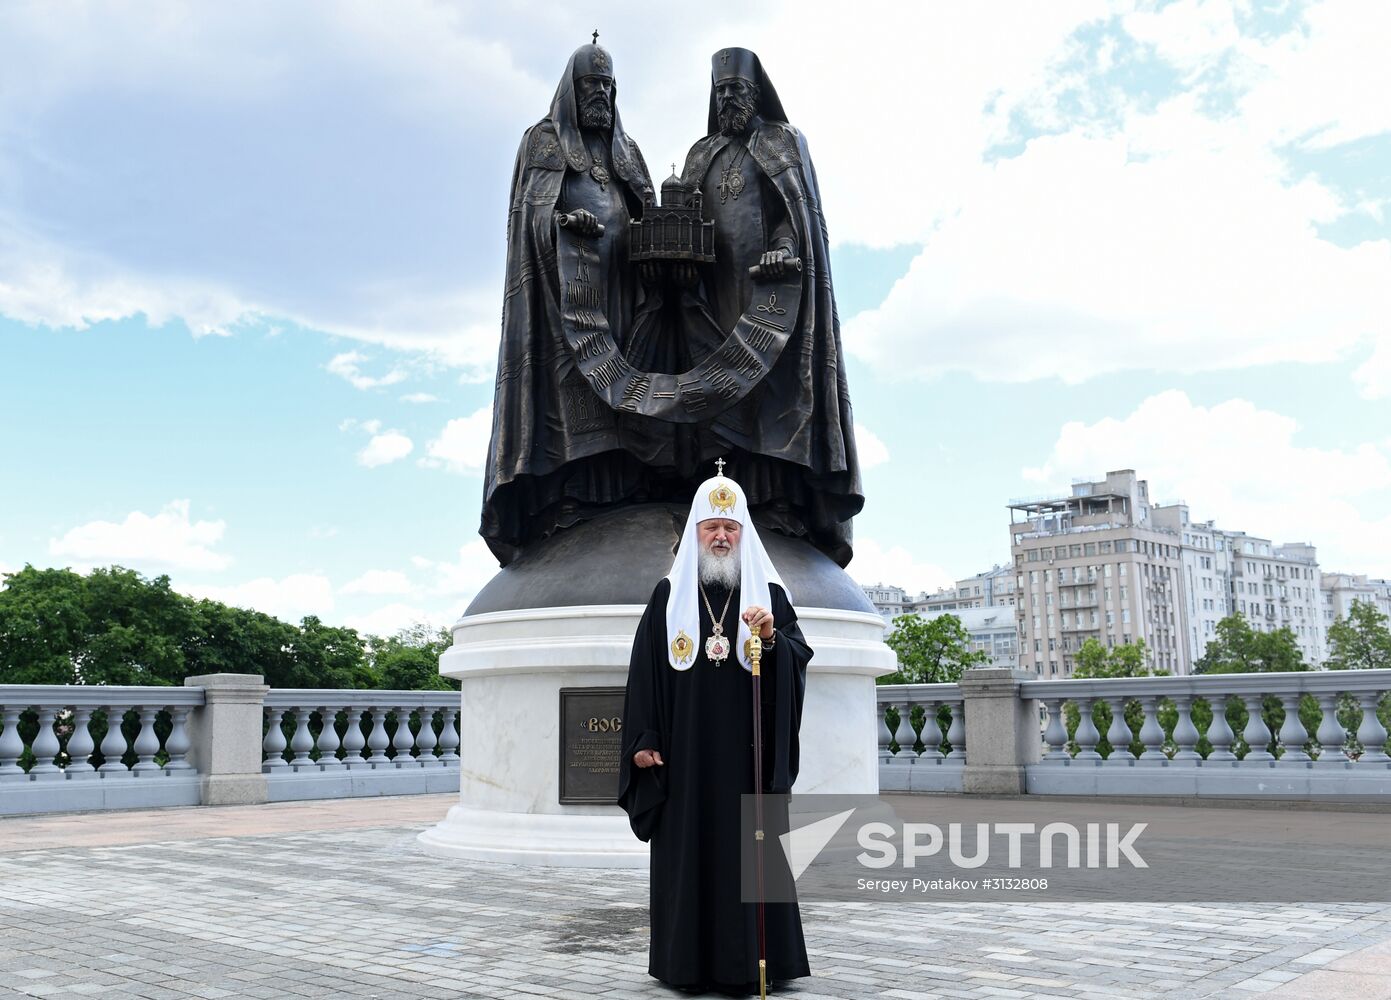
top-left (416, 603), bottom-right (895, 867)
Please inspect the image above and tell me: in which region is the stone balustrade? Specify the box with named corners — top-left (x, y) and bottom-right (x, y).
top-left (1019, 669), bottom-right (1391, 798)
top-left (0, 675), bottom-right (460, 815)
top-left (876, 682), bottom-right (966, 793)
top-left (0, 684), bottom-right (206, 813)
top-left (261, 689), bottom-right (460, 801)
top-left (877, 668), bottom-right (1391, 800)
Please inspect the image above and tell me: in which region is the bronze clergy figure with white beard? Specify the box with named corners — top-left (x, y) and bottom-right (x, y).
top-left (676, 48), bottom-right (864, 568)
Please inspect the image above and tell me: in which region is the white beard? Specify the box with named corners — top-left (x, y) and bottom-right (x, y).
top-left (698, 545), bottom-right (741, 590)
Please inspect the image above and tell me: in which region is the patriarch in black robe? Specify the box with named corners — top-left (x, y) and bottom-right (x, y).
top-left (618, 472), bottom-right (812, 995)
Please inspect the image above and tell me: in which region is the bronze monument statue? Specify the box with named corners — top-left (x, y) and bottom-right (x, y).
top-left (477, 41), bottom-right (865, 601)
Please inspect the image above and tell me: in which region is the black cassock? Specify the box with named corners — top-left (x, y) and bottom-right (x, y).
top-left (617, 578), bottom-right (811, 994)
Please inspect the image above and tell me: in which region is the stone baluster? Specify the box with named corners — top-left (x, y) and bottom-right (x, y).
top-left (920, 701), bottom-right (943, 761)
top-left (1137, 697), bottom-right (1166, 761)
top-left (287, 708), bottom-right (316, 770)
top-left (1241, 695), bottom-right (1275, 763)
top-left (66, 709), bottom-right (97, 777)
top-left (392, 707), bottom-right (420, 768)
top-left (1314, 694), bottom-right (1348, 764)
top-left (878, 701), bottom-right (897, 757)
top-left (437, 708), bottom-right (461, 765)
top-left (416, 707), bottom-right (441, 767)
top-left (1171, 697), bottom-right (1202, 763)
top-left (28, 708), bottom-right (62, 779)
top-left (99, 706), bottom-right (132, 774)
top-left (365, 707), bottom-right (391, 765)
top-left (945, 700), bottom-right (966, 761)
top-left (1073, 700), bottom-right (1102, 761)
top-left (131, 707), bottom-right (163, 774)
top-left (1204, 696), bottom-right (1236, 762)
top-left (262, 708), bottom-right (289, 771)
top-left (1275, 693), bottom-right (1310, 764)
top-left (1105, 697), bottom-right (1135, 763)
top-left (0, 707), bottom-right (25, 777)
top-left (898, 700), bottom-right (918, 757)
top-left (164, 707), bottom-right (193, 771)
top-left (1041, 699), bottom-right (1069, 761)
top-left (341, 706), bottom-right (368, 769)
top-left (316, 707), bottom-right (344, 769)
top-left (1354, 690), bottom-right (1389, 763)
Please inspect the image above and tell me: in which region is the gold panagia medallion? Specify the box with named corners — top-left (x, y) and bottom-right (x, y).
top-left (671, 630), bottom-right (694, 665)
top-left (709, 482), bottom-right (736, 515)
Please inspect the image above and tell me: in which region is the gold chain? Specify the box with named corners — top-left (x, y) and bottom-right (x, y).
top-left (698, 583), bottom-right (734, 637)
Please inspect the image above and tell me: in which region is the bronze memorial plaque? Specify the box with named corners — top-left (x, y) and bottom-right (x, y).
top-left (559, 686), bottom-right (625, 804)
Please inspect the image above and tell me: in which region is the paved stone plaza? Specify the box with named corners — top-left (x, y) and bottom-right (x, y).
top-left (2, 795), bottom-right (1390, 1000)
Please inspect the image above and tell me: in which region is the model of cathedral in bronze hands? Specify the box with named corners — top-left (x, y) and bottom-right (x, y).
top-left (481, 41), bottom-right (863, 567)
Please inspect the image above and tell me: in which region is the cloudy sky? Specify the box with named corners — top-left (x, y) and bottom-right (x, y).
top-left (2, 0), bottom-right (1388, 634)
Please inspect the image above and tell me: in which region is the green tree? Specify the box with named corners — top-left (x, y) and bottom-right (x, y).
top-left (370, 624), bottom-right (459, 692)
top-left (880, 613), bottom-right (988, 685)
top-left (282, 616), bottom-right (373, 689)
top-left (1066, 638), bottom-right (1157, 757)
top-left (0, 565), bottom-right (194, 685)
top-left (183, 599), bottom-right (298, 681)
top-left (1326, 601), bottom-right (1391, 671)
top-left (1196, 615), bottom-right (1306, 674)
top-left (1073, 637), bottom-right (1154, 679)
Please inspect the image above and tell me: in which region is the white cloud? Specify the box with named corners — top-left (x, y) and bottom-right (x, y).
top-left (1353, 342), bottom-right (1391, 401)
top-left (335, 544), bottom-right (497, 634)
top-left (357, 430), bottom-right (414, 468)
top-left (326, 350), bottom-right (407, 390)
top-left (855, 423), bottom-right (890, 470)
top-left (1024, 390), bottom-right (1391, 574)
top-left (49, 500), bottom-right (230, 572)
top-left (845, 6), bottom-right (1391, 386)
top-left (422, 405), bottom-right (492, 475)
top-left (340, 569), bottom-right (413, 595)
top-left (415, 540), bottom-right (498, 600)
top-left (846, 124), bottom-right (1391, 384)
top-left (183, 573), bottom-right (335, 623)
top-left (0, 2), bottom-right (1110, 372)
top-left (401, 392), bottom-right (440, 403)
top-left (345, 602), bottom-right (441, 637)
top-left (847, 538), bottom-right (955, 596)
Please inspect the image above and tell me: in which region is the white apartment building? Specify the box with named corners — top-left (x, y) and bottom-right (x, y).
top-left (1322, 573), bottom-right (1391, 625)
top-left (1010, 470), bottom-right (1187, 677)
top-left (860, 571), bottom-right (1020, 668)
top-left (862, 583), bottom-right (907, 623)
top-left (1152, 507), bottom-right (1324, 667)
